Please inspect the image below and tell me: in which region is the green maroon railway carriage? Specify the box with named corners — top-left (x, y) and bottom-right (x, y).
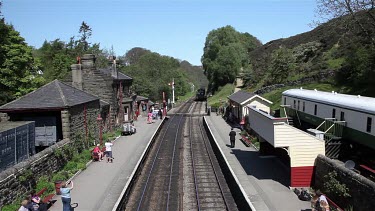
top-left (281, 88), bottom-right (375, 165)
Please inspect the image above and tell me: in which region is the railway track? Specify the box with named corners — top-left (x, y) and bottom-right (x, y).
top-left (183, 102), bottom-right (238, 210)
top-left (123, 100), bottom-right (238, 210)
top-left (124, 100), bottom-right (192, 210)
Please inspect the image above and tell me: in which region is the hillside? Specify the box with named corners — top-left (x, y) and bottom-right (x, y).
top-left (247, 10), bottom-right (375, 97)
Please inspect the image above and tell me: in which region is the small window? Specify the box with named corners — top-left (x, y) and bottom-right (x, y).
top-left (367, 117), bottom-right (372, 133)
top-left (332, 109), bottom-right (336, 119)
top-left (297, 100), bottom-right (300, 110)
top-left (302, 102), bottom-right (305, 112)
top-left (294, 100), bottom-right (296, 109)
top-left (340, 111), bottom-right (345, 121)
top-left (284, 97), bottom-right (286, 105)
top-left (314, 104), bottom-right (317, 115)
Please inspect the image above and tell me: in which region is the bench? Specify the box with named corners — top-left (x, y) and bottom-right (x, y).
top-left (325, 195), bottom-right (344, 211)
top-left (360, 164), bottom-right (375, 174)
top-left (35, 187), bottom-right (56, 206)
top-left (240, 135), bottom-right (252, 147)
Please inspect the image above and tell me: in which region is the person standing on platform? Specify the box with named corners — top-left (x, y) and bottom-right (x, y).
top-left (105, 140), bottom-right (114, 163)
top-left (229, 128), bottom-right (236, 148)
top-left (60, 181), bottom-right (74, 211)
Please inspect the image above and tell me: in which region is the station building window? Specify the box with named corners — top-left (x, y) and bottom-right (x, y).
top-left (367, 117), bottom-right (372, 133)
top-left (284, 97), bottom-right (286, 105)
top-left (294, 100), bottom-right (296, 109)
top-left (340, 111), bottom-right (345, 121)
top-left (314, 104), bottom-right (317, 115)
top-left (303, 102), bottom-right (305, 112)
top-left (332, 109), bottom-right (336, 119)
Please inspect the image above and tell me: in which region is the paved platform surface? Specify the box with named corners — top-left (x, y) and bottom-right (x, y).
top-left (205, 114), bottom-right (311, 211)
top-left (50, 116), bottom-right (162, 211)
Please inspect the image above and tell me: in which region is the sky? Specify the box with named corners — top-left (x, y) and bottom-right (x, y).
top-left (2, 0), bottom-right (318, 65)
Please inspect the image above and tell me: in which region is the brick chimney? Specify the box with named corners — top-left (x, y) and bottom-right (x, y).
top-left (81, 54), bottom-right (96, 71)
top-left (71, 63), bottom-right (82, 90)
top-left (109, 56), bottom-right (118, 79)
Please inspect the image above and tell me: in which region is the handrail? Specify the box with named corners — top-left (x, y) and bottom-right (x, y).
top-left (295, 110), bottom-right (301, 126)
top-left (316, 120), bottom-right (326, 131)
top-left (324, 124), bottom-right (335, 133)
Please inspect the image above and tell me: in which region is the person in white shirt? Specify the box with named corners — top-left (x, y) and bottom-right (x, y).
top-left (105, 140), bottom-right (114, 163)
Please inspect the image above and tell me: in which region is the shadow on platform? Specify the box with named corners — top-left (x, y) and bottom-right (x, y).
top-left (231, 149), bottom-right (291, 187)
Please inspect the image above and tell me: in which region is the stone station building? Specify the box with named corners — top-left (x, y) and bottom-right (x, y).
top-left (0, 80), bottom-right (101, 147)
top-left (70, 54), bottom-right (134, 131)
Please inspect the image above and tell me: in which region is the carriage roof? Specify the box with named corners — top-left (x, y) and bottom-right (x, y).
top-left (282, 89), bottom-right (375, 115)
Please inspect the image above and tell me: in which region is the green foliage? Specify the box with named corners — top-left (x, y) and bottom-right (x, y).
top-left (261, 83), bottom-right (345, 111)
top-left (337, 44), bottom-right (375, 96)
top-left (1, 204), bottom-right (20, 211)
top-left (267, 47), bottom-right (296, 84)
top-left (121, 49), bottom-right (192, 101)
top-left (52, 171), bottom-right (69, 182)
top-left (0, 19), bottom-right (45, 105)
top-left (35, 176), bottom-right (55, 194)
top-left (18, 169), bottom-right (33, 182)
top-left (323, 171), bottom-right (351, 198)
top-left (207, 84), bottom-right (234, 107)
top-left (202, 25), bottom-right (261, 91)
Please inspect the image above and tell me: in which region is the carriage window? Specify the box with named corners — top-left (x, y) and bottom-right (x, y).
top-left (302, 102), bottom-right (305, 112)
top-left (284, 97), bottom-right (286, 105)
top-left (314, 104), bottom-right (317, 115)
top-left (297, 100), bottom-right (300, 110)
top-left (294, 100), bottom-right (296, 109)
top-left (340, 111), bottom-right (345, 121)
top-left (332, 109), bottom-right (336, 118)
top-left (367, 117), bottom-right (372, 133)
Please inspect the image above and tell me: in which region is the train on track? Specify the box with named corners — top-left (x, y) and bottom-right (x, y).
top-left (282, 88), bottom-right (375, 170)
top-left (195, 88), bottom-right (207, 101)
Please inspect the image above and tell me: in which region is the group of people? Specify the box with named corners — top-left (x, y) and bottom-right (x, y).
top-left (92, 140), bottom-right (114, 163)
top-left (18, 181), bottom-right (74, 211)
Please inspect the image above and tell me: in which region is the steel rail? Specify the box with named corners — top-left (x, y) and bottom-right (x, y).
top-left (197, 117), bottom-right (230, 210)
top-left (136, 99), bottom-right (192, 211)
top-left (189, 105), bottom-right (201, 211)
top-left (136, 113), bottom-right (178, 211)
top-left (166, 115), bottom-right (184, 211)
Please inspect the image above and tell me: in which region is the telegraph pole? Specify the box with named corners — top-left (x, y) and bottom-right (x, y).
top-left (172, 78), bottom-right (175, 106)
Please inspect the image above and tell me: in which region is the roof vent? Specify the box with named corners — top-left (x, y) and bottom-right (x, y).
top-left (314, 89), bottom-right (317, 92)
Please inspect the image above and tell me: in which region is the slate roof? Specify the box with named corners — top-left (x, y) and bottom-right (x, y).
top-left (98, 68), bottom-right (132, 80)
top-left (0, 80), bottom-right (99, 111)
top-left (228, 90), bottom-right (257, 104)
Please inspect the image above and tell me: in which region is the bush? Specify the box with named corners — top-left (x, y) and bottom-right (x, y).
top-left (35, 176), bottom-right (54, 195)
top-left (52, 171), bottom-right (69, 182)
top-left (63, 161), bottom-right (78, 173)
top-left (1, 204), bottom-right (20, 211)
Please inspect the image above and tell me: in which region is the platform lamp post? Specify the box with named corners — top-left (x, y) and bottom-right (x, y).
top-left (97, 114), bottom-right (103, 146)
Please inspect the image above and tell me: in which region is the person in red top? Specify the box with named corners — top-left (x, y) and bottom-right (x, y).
top-left (92, 144), bottom-right (103, 161)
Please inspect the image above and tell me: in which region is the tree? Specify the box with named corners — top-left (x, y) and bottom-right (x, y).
top-left (124, 47), bottom-right (151, 65)
top-left (77, 21), bottom-right (92, 54)
top-left (268, 47), bottom-right (295, 84)
top-left (315, 0), bottom-right (375, 44)
top-left (0, 19), bottom-right (45, 105)
top-left (201, 25), bottom-right (261, 92)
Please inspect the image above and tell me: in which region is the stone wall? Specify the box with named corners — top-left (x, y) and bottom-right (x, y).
top-left (68, 101), bottom-right (100, 144)
top-left (0, 139), bottom-right (72, 207)
top-left (314, 155), bottom-right (375, 210)
top-left (254, 71), bottom-right (334, 95)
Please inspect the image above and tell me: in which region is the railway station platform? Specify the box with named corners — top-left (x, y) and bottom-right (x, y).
top-left (205, 114), bottom-right (311, 211)
top-left (49, 116), bottom-right (163, 211)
